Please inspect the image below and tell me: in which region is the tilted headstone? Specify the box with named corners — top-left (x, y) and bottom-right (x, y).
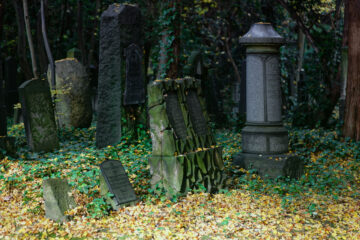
top-left (123, 43), bottom-right (145, 105)
top-left (43, 178), bottom-right (76, 222)
top-left (233, 23), bottom-right (303, 178)
top-left (47, 58), bottom-right (92, 129)
top-left (18, 79), bottom-right (59, 152)
top-left (96, 3), bottom-right (143, 148)
top-left (148, 77), bottom-right (225, 195)
top-left (99, 159), bottom-right (138, 210)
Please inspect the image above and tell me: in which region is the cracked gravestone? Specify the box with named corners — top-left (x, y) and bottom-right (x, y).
top-left (100, 159), bottom-right (138, 210)
top-left (43, 178), bottom-right (76, 222)
top-left (148, 77), bottom-right (225, 196)
top-left (18, 79), bottom-right (59, 152)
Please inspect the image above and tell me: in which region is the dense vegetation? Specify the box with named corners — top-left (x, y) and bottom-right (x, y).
top-left (1, 123), bottom-right (360, 238)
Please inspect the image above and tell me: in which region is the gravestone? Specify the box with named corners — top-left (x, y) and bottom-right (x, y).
top-left (43, 178), bottom-right (76, 222)
top-left (148, 77), bottom-right (225, 195)
top-left (123, 43), bottom-right (145, 105)
top-left (233, 23), bottom-right (303, 178)
top-left (18, 79), bottom-right (59, 152)
top-left (47, 58), bottom-right (92, 129)
top-left (99, 159), bottom-right (137, 210)
top-left (96, 3), bottom-right (143, 148)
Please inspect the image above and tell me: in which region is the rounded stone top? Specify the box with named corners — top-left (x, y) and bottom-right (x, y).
top-left (239, 22), bottom-right (285, 45)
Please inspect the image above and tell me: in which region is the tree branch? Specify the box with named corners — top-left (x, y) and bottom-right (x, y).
top-left (276, 0), bottom-right (319, 54)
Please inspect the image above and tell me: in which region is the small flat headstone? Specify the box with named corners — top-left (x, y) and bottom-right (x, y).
top-left (166, 92), bottom-right (187, 139)
top-left (100, 160), bottom-right (137, 208)
top-left (123, 43), bottom-right (145, 105)
top-left (186, 90), bottom-right (207, 136)
top-left (43, 178), bottom-right (76, 222)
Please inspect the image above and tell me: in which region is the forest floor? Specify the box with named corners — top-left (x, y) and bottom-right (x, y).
top-left (0, 123), bottom-right (360, 239)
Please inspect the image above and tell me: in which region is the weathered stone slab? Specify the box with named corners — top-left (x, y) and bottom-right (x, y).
top-left (18, 79), bottom-right (59, 152)
top-left (48, 58), bottom-right (92, 129)
top-left (43, 178), bottom-right (76, 222)
top-left (123, 43), bottom-right (145, 105)
top-left (148, 78), bottom-right (225, 195)
top-left (96, 4), bottom-right (143, 148)
top-left (186, 90), bottom-right (208, 136)
top-left (165, 91), bottom-right (188, 139)
top-left (100, 160), bottom-right (137, 210)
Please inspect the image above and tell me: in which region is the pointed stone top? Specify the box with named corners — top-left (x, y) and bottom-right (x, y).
top-left (239, 22), bottom-right (285, 45)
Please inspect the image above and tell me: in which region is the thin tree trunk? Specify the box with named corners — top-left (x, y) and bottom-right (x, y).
top-left (37, 3), bottom-right (48, 74)
top-left (23, 0), bottom-right (38, 79)
top-left (12, 0), bottom-right (32, 80)
top-left (87, 0), bottom-right (101, 68)
top-left (77, 0), bottom-right (86, 64)
top-left (343, 0), bottom-right (360, 140)
top-left (41, 0), bottom-right (55, 90)
top-left (295, 29), bottom-right (305, 98)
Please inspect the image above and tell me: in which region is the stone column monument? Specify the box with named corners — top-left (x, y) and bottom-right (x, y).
top-left (233, 23), bottom-right (303, 178)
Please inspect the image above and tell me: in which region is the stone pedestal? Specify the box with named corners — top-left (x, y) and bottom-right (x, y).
top-left (233, 23), bottom-right (303, 178)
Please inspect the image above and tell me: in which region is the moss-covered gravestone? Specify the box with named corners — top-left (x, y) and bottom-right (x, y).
top-left (47, 58), bottom-right (92, 129)
top-left (43, 178), bottom-right (76, 222)
top-left (148, 77), bottom-right (225, 195)
top-left (18, 79), bottom-right (59, 152)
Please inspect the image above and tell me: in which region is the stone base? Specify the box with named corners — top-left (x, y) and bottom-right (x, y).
top-left (233, 152), bottom-right (304, 179)
top-left (0, 136), bottom-right (16, 158)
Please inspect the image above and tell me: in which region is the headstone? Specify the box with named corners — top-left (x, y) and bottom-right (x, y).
top-left (148, 77), bottom-right (225, 196)
top-left (43, 178), bottom-right (76, 222)
top-left (18, 79), bottom-right (59, 152)
top-left (47, 58), bottom-right (92, 129)
top-left (96, 3), bottom-right (143, 148)
top-left (123, 43), bottom-right (145, 105)
top-left (233, 23), bottom-right (303, 178)
top-left (166, 91), bottom-right (188, 139)
top-left (186, 90), bottom-right (207, 136)
top-left (99, 159), bottom-right (137, 210)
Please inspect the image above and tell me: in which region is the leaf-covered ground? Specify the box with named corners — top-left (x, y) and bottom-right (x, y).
top-left (1, 124), bottom-right (360, 239)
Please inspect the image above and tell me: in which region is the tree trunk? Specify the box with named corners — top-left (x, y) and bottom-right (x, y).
top-left (23, 0), bottom-right (38, 79)
top-left (37, 1), bottom-right (48, 74)
top-left (77, 0), bottom-right (86, 64)
top-left (12, 0), bottom-right (32, 80)
top-left (343, 0), bottom-right (360, 141)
